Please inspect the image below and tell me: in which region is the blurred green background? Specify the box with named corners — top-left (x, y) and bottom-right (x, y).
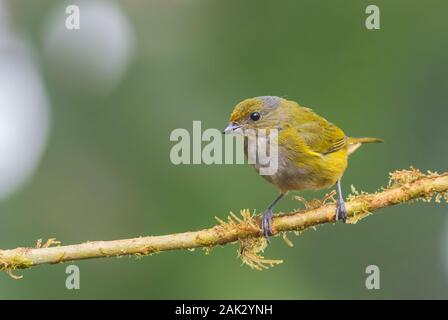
top-left (0, 0), bottom-right (447, 299)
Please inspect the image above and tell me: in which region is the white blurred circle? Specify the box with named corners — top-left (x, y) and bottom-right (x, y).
top-left (0, 41), bottom-right (50, 200)
top-left (44, 0), bottom-right (135, 95)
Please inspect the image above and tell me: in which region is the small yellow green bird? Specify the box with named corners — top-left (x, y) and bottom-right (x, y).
top-left (223, 96), bottom-right (382, 239)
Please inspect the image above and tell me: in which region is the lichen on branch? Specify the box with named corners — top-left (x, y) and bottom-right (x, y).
top-left (0, 167), bottom-right (447, 278)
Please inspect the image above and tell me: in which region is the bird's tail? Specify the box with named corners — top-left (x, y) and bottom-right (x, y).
top-left (347, 137), bottom-right (383, 155)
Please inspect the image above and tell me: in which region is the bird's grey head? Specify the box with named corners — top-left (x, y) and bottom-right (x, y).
top-left (257, 96), bottom-right (281, 109)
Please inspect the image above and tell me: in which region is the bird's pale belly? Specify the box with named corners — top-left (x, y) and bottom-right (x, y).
top-left (252, 146), bottom-right (348, 193)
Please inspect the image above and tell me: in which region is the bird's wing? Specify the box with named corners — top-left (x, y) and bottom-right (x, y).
top-left (293, 114), bottom-right (347, 156)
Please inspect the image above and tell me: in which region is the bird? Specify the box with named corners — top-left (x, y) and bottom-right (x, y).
top-left (223, 96), bottom-right (383, 239)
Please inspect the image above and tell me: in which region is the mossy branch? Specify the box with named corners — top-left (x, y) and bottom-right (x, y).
top-left (1, 168), bottom-right (447, 278)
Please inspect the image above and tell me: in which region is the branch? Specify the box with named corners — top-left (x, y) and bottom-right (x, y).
top-left (1, 168), bottom-right (447, 277)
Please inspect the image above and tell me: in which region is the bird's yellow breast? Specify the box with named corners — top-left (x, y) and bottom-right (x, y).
top-left (257, 128), bottom-right (348, 193)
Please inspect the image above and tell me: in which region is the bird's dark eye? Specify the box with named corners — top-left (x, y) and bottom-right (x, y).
top-left (250, 112), bottom-right (261, 121)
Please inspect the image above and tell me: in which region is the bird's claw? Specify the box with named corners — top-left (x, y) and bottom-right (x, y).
top-left (335, 197), bottom-right (347, 223)
top-left (261, 209), bottom-right (273, 241)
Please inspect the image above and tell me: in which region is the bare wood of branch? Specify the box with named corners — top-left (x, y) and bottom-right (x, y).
top-left (1, 168), bottom-right (447, 278)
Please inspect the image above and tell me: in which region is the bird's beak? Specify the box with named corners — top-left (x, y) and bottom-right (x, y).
top-left (222, 122), bottom-right (242, 134)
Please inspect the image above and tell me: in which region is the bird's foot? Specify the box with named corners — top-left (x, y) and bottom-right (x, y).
top-left (335, 197), bottom-right (347, 223)
top-left (261, 209), bottom-right (273, 241)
